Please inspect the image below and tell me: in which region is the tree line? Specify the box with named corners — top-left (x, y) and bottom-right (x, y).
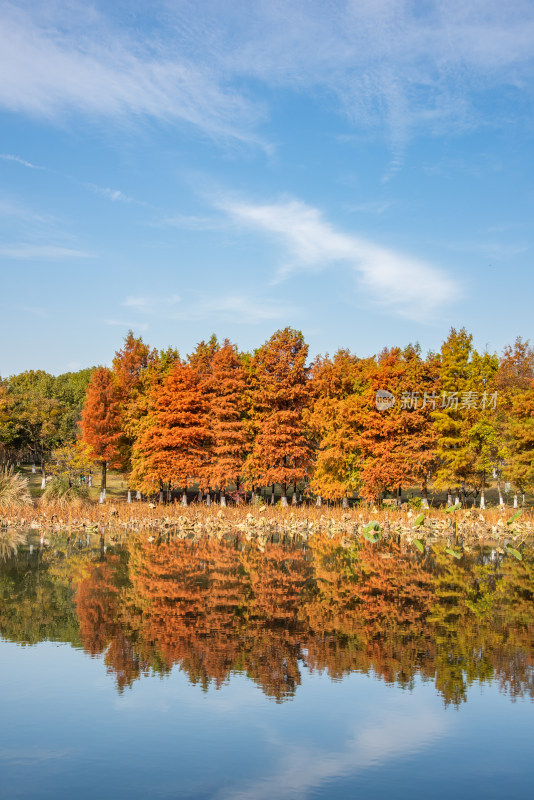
top-left (2, 327), bottom-right (534, 505)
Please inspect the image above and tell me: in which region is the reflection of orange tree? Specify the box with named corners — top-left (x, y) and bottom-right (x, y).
top-left (126, 538), bottom-right (251, 690)
top-left (75, 556), bottom-right (142, 692)
top-left (67, 536), bottom-right (534, 705)
top-left (302, 533), bottom-right (435, 686)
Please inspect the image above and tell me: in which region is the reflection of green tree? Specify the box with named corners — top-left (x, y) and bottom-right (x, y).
top-left (0, 547), bottom-right (81, 646)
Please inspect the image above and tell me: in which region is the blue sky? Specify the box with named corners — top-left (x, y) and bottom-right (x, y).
top-left (1, 0), bottom-right (533, 376)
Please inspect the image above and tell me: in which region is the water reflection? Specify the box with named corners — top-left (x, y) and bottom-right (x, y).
top-left (1, 532), bottom-right (533, 706)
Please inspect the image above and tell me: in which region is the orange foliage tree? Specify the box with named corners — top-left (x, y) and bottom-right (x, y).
top-left (245, 327), bottom-right (312, 502)
top-left (202, 340), bottom-right (250, 499)
top-left (79, 366), bottom-right (123, 493)
top-left (306, 350), bottom-right (371, 502)
top-left (130, 361), bottom-right (211, 496)
top-left (358, 346), bottom-right (439, 502)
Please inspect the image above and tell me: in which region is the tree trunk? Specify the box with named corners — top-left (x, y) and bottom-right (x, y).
top-left (342, 496), bottom-right (349, 509)
top-left (497, 475), bottom-right (504, 506)
top-left (421, 478), bottom-right (429, 508)
top-left (220, 493), bottom-right (227, 507)
top-left (181, 491), bottom-right (188, 507)
top-left (271, 484), bottom-right (276, 505)
top-left (101, 460), bottom-right (107, 491)
top-left (136, 490), bottom-right (141, 500)
top-left (281, 495), bottom-right (288, 507)
top-left (316, 495), bottom-right (322, 507)
top-left (480, 471), bottom-right (486, 509)
top-left (159, 491), bottom-right (164, 505)
top-left (447, 491), bottom-right (452, 507)
top-left (32, 463), bottom-right (36, 474)
top-left (514, 494), bottom-right (518, 508)
top-left (206, 492), bottom-right (211, 507)
top-left (127, 490), bottom-right (132, 503)
top-left (40, 459), bottom-right (46, 490)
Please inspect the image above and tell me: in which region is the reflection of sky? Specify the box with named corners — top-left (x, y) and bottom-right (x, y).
top-left (1, 640), bottom-right (533, 800)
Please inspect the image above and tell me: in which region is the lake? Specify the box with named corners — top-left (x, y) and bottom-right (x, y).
top-left (1, 530), bottom-right (533, 799)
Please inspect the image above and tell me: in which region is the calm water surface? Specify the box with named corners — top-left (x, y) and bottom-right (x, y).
top-left (0, 531), bottom-right (533, 799)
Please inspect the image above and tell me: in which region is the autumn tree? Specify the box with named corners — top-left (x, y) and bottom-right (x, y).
top-left (130, 361), bottom-right (211, 499)
top-left (358, 345), bottom-right (439, 503)
top-left (494, 338), bottom-right (534, 504)
top-left (245, 328), bottom-right (312, 503)
top-left (79, 367), bottom-right (123, 498)
top-left (305, 350), bottom-right (367, 503)
top-left (432, 328), bottom-right (499, 505)
top-left (187, 334), bottom-right (220, 376)
top-left (202, 340), bottom-right (249, 501)
top-left (505, 379), bottom-right (534, 503)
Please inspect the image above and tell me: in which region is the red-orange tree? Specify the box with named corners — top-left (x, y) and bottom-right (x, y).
top-left (79, 366), bottom-right (123, 491)
top-left (359, 346), bottom-right (439, 501)
top-left (203, 340), bottom-right (249, 495)
top-left (130, 361), bottom-right (211, 493)
top-left (245, 328), bottom-right (312, 499)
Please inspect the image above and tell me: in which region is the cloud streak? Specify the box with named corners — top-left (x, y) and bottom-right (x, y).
top-left (0, 153), bottom-right (44, 169)
top-left (0, 2), bottom-right (533, 149)
top-left (219, 197), bottom-right (460, 320)
top-left (0, 2), bottom-right (263, 144)
top-left (120, 291), bottom-right (296, 325)
top-left (0, 244), bottom-right (93, 259)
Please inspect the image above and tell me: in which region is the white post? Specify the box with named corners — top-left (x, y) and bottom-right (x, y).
top-left (181, 492), bottom-right (188, 507)
top-left (206, 493), bottom-right (211, 507)
top-left (159, 491), bottom-right (164, 505)
top-left (41, 476), bottom-right (46, 490)
top-left (342, 497), bottom-right (349, 509)
top-left (88, 475), bottom-right (92, 488)
top-left (316, 496), bottom-right (322, 507)
top-left (136, 490), bottom-right (141, 500)
top-left (32, 463), bottom-right (36, 474)
top-left (514, 494), bottom-right (518, 508)
top-left (127, 490), bottom-right (132, 503)
top-left (220, 494), bottom-right (226, 507)
top-left (447, 493), bottom-right (452, 507)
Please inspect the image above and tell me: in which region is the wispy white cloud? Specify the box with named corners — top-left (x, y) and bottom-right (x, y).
top-left (0, 2), bottom-right (264, 145)
top-left (176, 294), bottom-right (297, 324)
top-left (0, 153), bottom-right (44, 169)
top-left (0, 244), bottom-right (93, 259)
top-left (216, 697), bottom-right (447, 800)
top-left (219, 196), bottom-right (460, 320)
top-left (122, 294), bottom-right (181, 312)
top-left (87, 184), bottom-right (134, 203)
top-left (120, 291), bottom-right (296, 324)
top-left (0, 2), bottom-right (532, 152)
top-left (151, 213), bottom-right (223, 230)
top-left (105, 319), bottom-right (149, 332)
